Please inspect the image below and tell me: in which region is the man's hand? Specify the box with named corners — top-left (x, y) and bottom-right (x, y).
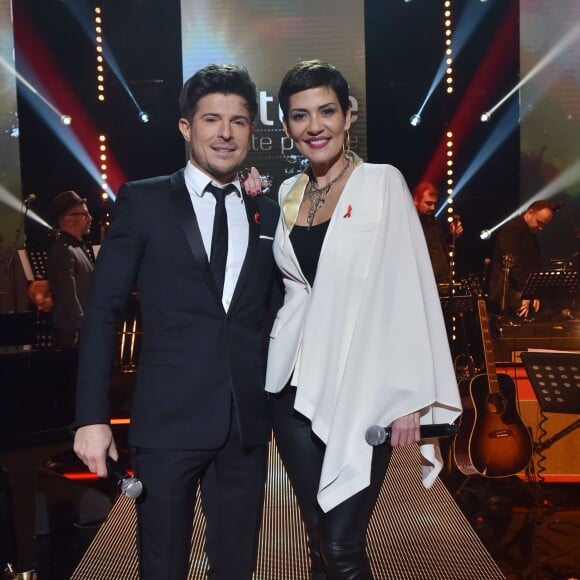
top-left (517, 298), bottom-right (540, 318)
top-left (73, 424), bottom-right (117, 478)
top-left (389, 412), bottom-right (421, 447)
top-left (449, 218), bottom-right (463, 238)
top-left (27, 280), bottom-right (53, 313)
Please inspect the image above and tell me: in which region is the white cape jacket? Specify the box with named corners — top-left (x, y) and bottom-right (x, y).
top-left (266, 156), bottom-right (462, 512)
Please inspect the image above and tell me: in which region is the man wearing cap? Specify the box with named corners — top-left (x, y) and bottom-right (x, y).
top-left (46, 190), bottom-right (94, 349)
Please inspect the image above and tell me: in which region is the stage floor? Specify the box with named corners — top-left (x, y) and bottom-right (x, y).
top-left (71, 442), bottom-right (505, 579)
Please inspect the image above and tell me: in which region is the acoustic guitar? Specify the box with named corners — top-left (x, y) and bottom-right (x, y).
top-left (453, 298), bottom-right (533, 477)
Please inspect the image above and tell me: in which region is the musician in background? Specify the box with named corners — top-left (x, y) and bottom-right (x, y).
top-left (488, 200), bottom-right (554, 318)
top-left (413, 181), bottom-right (463, 285)
top-left (46, 190), bottom-right (95, 349)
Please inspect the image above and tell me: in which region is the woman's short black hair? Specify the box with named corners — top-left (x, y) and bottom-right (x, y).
top-left (278, 60), bottom-right (351, 119)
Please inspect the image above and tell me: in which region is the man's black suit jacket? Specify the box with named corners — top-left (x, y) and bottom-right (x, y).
top-left (47, 231), bottom-right (94, 348)
top-left (74, 169), bottom-right (280, 450)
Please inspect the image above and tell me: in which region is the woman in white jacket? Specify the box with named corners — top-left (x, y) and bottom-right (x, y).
top-left (265, 60), bottom-right (461, 579)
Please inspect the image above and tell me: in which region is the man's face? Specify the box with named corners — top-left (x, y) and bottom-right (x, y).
top-left (415, 191), bottom-right (438, 216)
top-left (61, 203), bottom-right (92, 239)
top-left (525, 208), bottom-right (553, 233)
top-left (178, 93), bottom-right (253, 184)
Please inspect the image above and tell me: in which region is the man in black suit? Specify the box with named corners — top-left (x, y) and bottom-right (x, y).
top-left (73, 64), bottom-right (279, 579)
top-left (46, 190), bottom-right (95, 349)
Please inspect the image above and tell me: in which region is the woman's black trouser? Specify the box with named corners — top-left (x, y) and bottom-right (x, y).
top-left (269, 386), bottom-right (392, 580)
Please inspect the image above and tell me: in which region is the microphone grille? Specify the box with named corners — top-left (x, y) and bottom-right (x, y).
top-left (121, 477), bottom-right (143, 499)
top-left (365, 425), bottom-right (387, 446)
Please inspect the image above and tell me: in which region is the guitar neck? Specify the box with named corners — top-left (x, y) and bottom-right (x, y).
top-left (477, 299), bottom-right (499, 392)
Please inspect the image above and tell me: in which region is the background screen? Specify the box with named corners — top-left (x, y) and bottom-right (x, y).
top-left (520, 0), bottom-right (580, 264)
top-left (0, 0), bottom-right (22, 250)
top-left (180, 0), bottom-right (366, 194)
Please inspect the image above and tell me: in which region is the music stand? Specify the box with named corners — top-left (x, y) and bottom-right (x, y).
top-left (520, 351), bottom-right (580, 414)
top-left (440, 294), bottom-right (476, 315)
top-left (521, 269), bottom-right (578, 300)
top-left (22, 248), bottom-right (49, 280)
top-left (520, 350), bottom-right (580, 454)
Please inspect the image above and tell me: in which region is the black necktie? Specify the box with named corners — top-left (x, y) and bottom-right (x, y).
top-left (206, 183), bottom-right (236, 295)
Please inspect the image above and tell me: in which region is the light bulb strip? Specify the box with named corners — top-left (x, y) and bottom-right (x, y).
top-left (444, 3), bottom-right (456, 287)
top-left (94, 5), bottom-right (111, 203)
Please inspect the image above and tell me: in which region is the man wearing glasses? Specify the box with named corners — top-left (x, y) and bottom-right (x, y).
top-left (46, 190), bottom-right (95, 349)
top-left (488, 199), bottom-right (554, 318)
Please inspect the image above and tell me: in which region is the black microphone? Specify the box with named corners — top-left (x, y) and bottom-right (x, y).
top-left (365, 423), bottom-right (460, 446)
top-left (23, 193), bottom-right (36, 206)
top-left (106, 457), bottom-right (143, 499)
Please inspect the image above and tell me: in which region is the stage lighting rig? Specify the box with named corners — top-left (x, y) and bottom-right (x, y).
top-left (480, 229), bottom-right (491, 240)
top-left (60, 114), bottom-right (72, 126)
top-left (409, 114), bottom-right (421, 127)
top-left (139, 111), bottom-right (150, 124)
top-left (480, 112), bottom-right (491, 122)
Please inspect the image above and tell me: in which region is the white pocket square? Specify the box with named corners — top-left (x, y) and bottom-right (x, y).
top-left (259, 235), bottom-right (274, 240)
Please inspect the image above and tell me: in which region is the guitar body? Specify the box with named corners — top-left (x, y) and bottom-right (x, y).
top-left (454, 372), bottom-right (533, 477)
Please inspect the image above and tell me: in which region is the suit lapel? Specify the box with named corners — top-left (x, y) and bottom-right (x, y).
top-left (228, 194), bottom-right (259, 313)
top-left (169, 172), bottom-right (217, 293)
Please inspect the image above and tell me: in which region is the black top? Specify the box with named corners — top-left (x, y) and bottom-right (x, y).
top-left (290, 220), bottom-right (330, 287)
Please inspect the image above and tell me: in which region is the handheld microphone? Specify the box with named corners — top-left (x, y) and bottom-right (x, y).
top-left (365, 423), bottom-right (460, 447)
top-left (23, 193), bottom-right (36, 206)
top-left (106, 457), bottom-right (143, 499)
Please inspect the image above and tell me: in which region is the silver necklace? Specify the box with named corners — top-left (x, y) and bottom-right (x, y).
top-left (304, 156), bottom-right (350, 228)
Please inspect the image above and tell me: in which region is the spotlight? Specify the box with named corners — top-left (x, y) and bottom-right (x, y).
top-left (480, 229), bottom-right (491, 240)
top-left (139, 111), bottom-right (150, 124)
top-left (480, 112), bottom-right (491, 123)
top-left (409, 114), bottom-right (422, 127)
top-left (60, 114), bottom-right (72, 126)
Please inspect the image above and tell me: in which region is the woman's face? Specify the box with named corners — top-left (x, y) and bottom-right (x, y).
top-left (283, 86), bottom-right (351, 168)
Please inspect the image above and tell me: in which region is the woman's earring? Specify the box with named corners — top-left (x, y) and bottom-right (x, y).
top-left (343, 130), bottom-right (351, 157)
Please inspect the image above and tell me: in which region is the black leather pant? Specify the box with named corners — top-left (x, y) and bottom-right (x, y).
top-left (269, 386), bottom-right (391, 580)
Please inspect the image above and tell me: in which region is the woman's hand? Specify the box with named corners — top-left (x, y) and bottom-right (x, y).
top-left (239, 166), bottom-right (263, 197)
top-left (388, 412), bottom-right (421, 447)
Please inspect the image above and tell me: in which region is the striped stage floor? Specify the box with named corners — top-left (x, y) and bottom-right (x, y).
top-left (71, 442), bottom-right (505, 579)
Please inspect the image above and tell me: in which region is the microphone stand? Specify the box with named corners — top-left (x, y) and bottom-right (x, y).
top-left (500, 254), bottom-right (513, 317)
top-left (447, 215), bottom-right (459, 294)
